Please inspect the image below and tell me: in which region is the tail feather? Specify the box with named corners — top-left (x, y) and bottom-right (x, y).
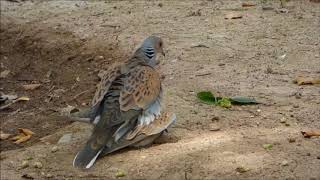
top-left (73, 139), bottom-right (105, 169)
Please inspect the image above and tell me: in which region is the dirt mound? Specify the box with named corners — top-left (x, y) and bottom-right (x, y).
top-left (0, 16), bottom-right (123, 151)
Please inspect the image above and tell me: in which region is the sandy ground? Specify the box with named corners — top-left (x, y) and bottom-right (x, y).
top-left (1, 0), bottom-right (320, 179)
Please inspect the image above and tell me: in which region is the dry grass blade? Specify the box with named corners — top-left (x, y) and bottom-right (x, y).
top-left (225, 13), bottom-right (243, 19)
top-left (14, 135), bottom-right (31, 144)
top-left (22, 84), bottom-right (41, 90)
top-left (19, 128), bottom-right (35, 136)
top-left (10, 128), bottom-right (34, 144)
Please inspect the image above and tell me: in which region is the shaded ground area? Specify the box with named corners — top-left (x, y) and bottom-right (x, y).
top-left (1, 0), bottom-right (320, 179)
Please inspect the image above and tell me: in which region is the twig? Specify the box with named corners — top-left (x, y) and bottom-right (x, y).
top-left (5, 0), bottom-right (20, 2)
top-left (191, 44), bottom-right (209, 48)
top-left (12, 28), bottom-right (23, 48)
top-left (70, 90), bottom-right (89, 101)
top-left (195, 72), bottom-right (212, 77)
top-left (0, 99), bottom-right (22, 110)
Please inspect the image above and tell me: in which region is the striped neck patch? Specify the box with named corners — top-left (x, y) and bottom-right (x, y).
top-left (143, 47), bottom-right (155, 59)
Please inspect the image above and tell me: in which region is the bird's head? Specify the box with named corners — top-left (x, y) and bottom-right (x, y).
top-left (139, 36), bottom-right (165, 67)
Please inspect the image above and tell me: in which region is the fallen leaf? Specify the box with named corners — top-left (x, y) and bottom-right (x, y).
top-left (230, 96), bottom-right (258, 104)
top-left (14, 135), bottom-right (31, 144)
top-left (263, 144), bottom-right (273, 150)
top-left (19, 128), bottom-right (35, 136)
top-left (294, 77), bottom-right (320, 85)
top-left (10, 133), bottom-right (25, 141)
top-left (301, 130), bottom-right (320, 138)
top-left (197, 91), bottom-right (219, 105)
top-left (0, 70), bottom-right (10, 78)
top-left (197, 91), bottom-right (258, 107)
top-left (0, 131), bottom-right (12, 140)
top-left (10, 128), bottom-right (34, 144)
top-left (22, 84), bottom-right (41, 90)
top-left (17, 96), bottom-right (30, 101)
top-left (242, 2), bottom-right (256, 7)
top-left (225, 13), bottom-right (243, 19)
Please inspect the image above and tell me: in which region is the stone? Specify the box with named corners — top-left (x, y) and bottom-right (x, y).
top-left (51, 146), bottom-right (58, 153)
top-left (209, 124), bottom-right (221, 131)
top-left (33, 161), bottom-right (43, 169)
top-left (280, 117), bottom-right (286, 123)
top-left (20, 160), bottom-right (29, 169)
top-left (281, 160), bottom-right (289, 166)
top-left (58, 133), bottom-right (72, 144)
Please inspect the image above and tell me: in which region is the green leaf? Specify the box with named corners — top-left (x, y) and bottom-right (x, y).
top-left (217, 97), bottom-right (232, 108)
top-left (230, 96), bottom-right (258, 105)
top-left (197, 91), bottom-right (219, 104)
top-left (263, 144), bottom-right (273, 150)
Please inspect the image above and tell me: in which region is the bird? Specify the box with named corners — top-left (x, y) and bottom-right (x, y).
top-left (70, 36), bottom-right (176, 169)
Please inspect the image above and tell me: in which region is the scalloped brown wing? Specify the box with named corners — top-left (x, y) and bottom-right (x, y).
top-left (91, 64), bottom-right (122, 108)
top-left (119, 65), bottom-right (161, 111)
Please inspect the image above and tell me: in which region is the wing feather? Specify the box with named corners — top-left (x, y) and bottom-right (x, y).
top-left (91, 64), bottom-right (122, 108)
top-left (120, 66), bottom-right (161, 111)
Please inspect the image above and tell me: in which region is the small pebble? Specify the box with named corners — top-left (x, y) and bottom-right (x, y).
top-left (25, 156), bottom-right (33, 160)
top-left (58, 133), bottom-right (72, 144)
top-left (209, 124), bottom-right (221, 131)
top-left (20, 160), bottom-right (29, 169)
top-left (95, 55), bottom-right (104, 60)
top-left (33, 162), bottom-right (43, 169)
top-left (46, 173), bottom-right (53, 178)
top-left (51, 146), bottom-right (58, 153)
top-left (281, 160), bottom-right (289, 166)
top-left (115, 170), bottom-right (126, 177)
top-left (293, 105), bottom-right (299, 108)
top-left (257, 109), bottom-right (261, 113)
top-left (280, 117), bottom-right (286, 123)
top-left (235, 166), bottom-right (249, 173)
top-left (211, 116), bottom-right (220, 121)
